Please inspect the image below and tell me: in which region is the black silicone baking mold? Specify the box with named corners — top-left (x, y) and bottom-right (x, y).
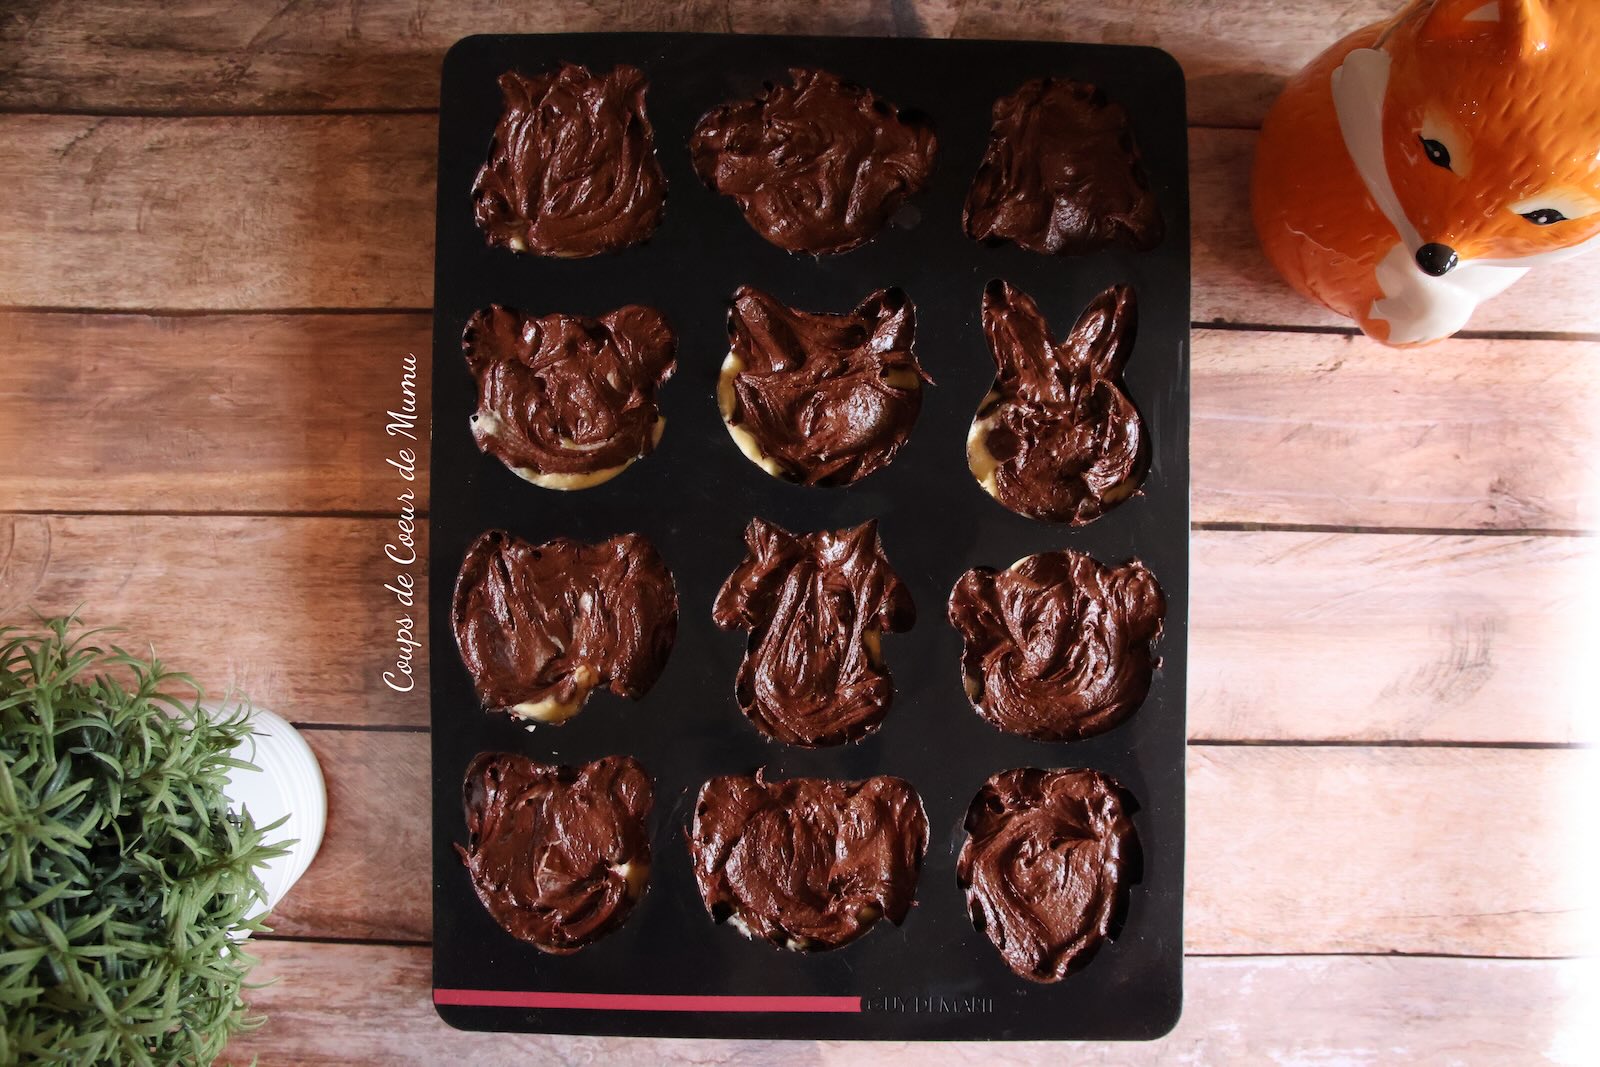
top-left (429, 30), bottom-right (1189, 1041)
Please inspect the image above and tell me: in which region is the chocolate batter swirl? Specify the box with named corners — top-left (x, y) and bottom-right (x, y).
top-left (718, 286), bottom-right (927, 486)
top-left (968, 281), bottom-right (1147, 524)
top-left (472, 63), bottom-right (666, 257)
top-left (451, 529), bottom-right (678, 723)
top-left (690, 69), bottom-right (938, 255)
top-left (712, 518), bottom-right (914, 746)
top-left (948, 550), bottom-right (1165, 742)
top-left (457, 753), bottom-right (652, 953)
top-left (964, 78), bottom-right (1162, 255)
top-left (958, 768), bottom-right (1139, 982)
top-left (462, 304), bottom-right (677, 490)
top-left (690, 772), bottom-right (928, 951)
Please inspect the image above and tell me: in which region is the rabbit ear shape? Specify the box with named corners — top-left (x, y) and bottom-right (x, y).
top-left (855, 287), bottom-right (918, 358)
top-left (981, 279), bottom-right (1056, 381)
top-left (1416, 0), bottom-right (1551, 58)
top-left (1061, 285), bottom-right (1138, 378)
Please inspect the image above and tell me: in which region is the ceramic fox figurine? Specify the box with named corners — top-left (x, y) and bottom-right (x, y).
top-left (1253, 0), bottom-right (1600, 345)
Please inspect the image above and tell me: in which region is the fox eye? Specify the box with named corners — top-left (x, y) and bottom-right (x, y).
top-left (1419, 136), bottom-right (1452, 170)
top-left (1520, 208), bottom-right (1569, 226)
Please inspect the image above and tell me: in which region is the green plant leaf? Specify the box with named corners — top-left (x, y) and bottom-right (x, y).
top-left (1, 615), bottom-right (283, 1065)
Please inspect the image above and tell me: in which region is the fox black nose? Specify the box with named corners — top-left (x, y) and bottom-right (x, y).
top-left (1416, 243), bottom-right (1459, 276)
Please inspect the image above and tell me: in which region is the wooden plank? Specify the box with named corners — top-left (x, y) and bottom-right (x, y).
top-left (0, 0), bottom-right (1396, 128)
top-left (1191, 532), bottom-right (1596, 745)
top-left (5, 116), bottom-right (1596, 333)
top-left (1192, 330), bottom-right (1600, 532)
top-left (1187, 746), bottom-right (1597, 958)
top-left (269, 730), bottom-right (431, 943)
top-left (7, 311), bottom-right (1596, 531)
top-left (260, 731), bottom-right (1597, 956)
top-left (0, 312), bottom-right (432, 513)
top-left (225, 943), bottom-right (1597, 1064)
top-left (3, 516), bottom-right (1594, 743)
top-left (0, 515), bottom-right (431, 728)
top-left (0, 114), bottom-right (437, 310)
top-left (943, 2), bottom-right (1400, 131)
top-left (1185, 131), bottom-right (1600, 334)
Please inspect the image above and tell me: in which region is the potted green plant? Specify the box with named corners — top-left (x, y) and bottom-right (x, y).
top-left (0, 617), bottom-right (310, 1065)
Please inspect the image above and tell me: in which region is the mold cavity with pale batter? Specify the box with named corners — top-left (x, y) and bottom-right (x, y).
top-left (450, 528), bottom-right (678, 725)
top-left (967, 280), bottom-right (1147, 525)
top-left (717, 286), bottom-right (928, 487)
top-left (689, 771), bottom-right (928, 951)
top-left (462, 304), bottom-right (676, 491)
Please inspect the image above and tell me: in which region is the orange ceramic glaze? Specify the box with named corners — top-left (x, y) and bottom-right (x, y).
top-left (1252, 0), bottom-right (1600, 345)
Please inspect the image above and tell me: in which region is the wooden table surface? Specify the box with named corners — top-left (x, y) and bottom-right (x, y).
top-left (3, 2), bottom-right (1596, 1063)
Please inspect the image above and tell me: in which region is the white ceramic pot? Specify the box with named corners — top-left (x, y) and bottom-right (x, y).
top-left (212, 705), bottom-right (327, 918)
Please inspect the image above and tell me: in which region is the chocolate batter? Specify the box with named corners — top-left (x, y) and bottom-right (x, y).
top-left (457, 753), bottom-right (652, 952)
top-left (964, 78), bottom-right (1162, 255)
top-left (690, 69), bottom-right (938, 255)
top-left (967, 281), bottom-right (1147, 524)
top-left (690, 772), bottom-right (928, 950)
top-left (451, 529), bottom-right (678, 723)
top-left (462, 304), bottom-right (677, 490)
top-left (948, 550), bottom-right (1165, 742)
top-left (712, 519), bottom-right (914, 747)
top-left (958, 768), bottom-right (1139, 982)
top-left (472, 63), bottom-right (666, 257)
top-left (718, 286), bottom-right (927, 486)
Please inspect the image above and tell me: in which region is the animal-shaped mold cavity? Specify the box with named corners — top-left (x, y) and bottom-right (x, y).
top-left (958, 768), bottom-right (1141, 982)
top-left (457, 753), bottom-right (653, 952)
top-left (964, 78), bottom-right (1162, 255)
top-left (690, 771), bottom-right (928, 951)
top-left (472, 63), bottom-right (666, 257)
top-left (948, 549), bottom-right (1165, 742)
top-left (690, 68), bottom-right (938, 255)
top-left (966, 281), bottom-right (1148, 525)
top-left (717, 286), bottom-right (928, 486)
top-left (462, 304), bottom-right (676, 490)
top-left (712, 518), bottom-right (914, 746)
top-left (451, 529), bottom-right (678, 724)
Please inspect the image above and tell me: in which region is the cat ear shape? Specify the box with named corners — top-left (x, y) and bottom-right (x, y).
top-left (854, 288), bottom-right (917, 356)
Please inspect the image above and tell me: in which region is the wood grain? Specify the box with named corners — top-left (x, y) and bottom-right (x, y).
top-left (225, 942), bottom-right (1597, 1065)
top-left (4, 3), bottom-right (1592, 1058)
top-left (1186, 129), bottom-right (1598, 334)
top-left (0, 312), bottom-right (432, 513)
top-left (4, 516), bottom-right (1593, 743)
top-left (1187, 129), bottom-right (1350, 333)
top-left (1191, 532), bottom-right (1597, 746)
top-left (260, 731), bottom-right (1598, 956)
top-left (1192, 330), bottom-right (1600, 532)
top-left (0, 0), bottom-right (1395, 128)
top-left (5, 116), bottom-right (1598, 334)
top-left (0, 515), bottom-right (431, 727)
top-left (1187, 746), bottom-right (1598, 958)
top-left (269, 730), bottom-right (432, 943)
top-left (0, 114), bottom-right (436, 310)
top-left (7, 310), bottom-right (1596, 531)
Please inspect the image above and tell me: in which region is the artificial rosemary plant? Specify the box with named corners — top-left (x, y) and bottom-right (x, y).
top-left (0, 617), bottom-right (287, 1065)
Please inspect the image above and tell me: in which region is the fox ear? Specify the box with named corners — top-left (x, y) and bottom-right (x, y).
top-left (1416, 0), bottom-right (1551, 56)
